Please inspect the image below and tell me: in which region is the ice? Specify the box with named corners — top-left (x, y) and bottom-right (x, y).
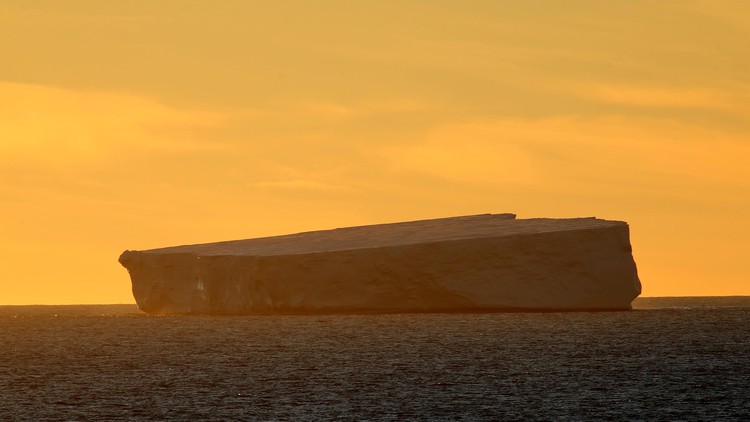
top-left (119, 214), bottom-right (641, 314)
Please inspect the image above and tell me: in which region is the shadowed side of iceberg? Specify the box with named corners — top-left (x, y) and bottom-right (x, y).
top-left (118, 216), bottom-right (641, 314)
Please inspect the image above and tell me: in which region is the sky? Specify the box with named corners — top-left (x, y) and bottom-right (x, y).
top-left (1, 0), bottom-right (749, 304)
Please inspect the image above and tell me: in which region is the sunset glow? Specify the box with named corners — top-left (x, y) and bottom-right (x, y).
top-left (2, 1), bottom-right (749, 304)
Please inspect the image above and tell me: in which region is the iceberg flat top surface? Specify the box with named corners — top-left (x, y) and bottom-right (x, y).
top-left (138, 214), bottom-right (626, 257)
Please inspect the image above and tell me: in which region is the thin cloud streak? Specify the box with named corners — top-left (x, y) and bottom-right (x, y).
top-left (0, 82), bottom-right (228, 164)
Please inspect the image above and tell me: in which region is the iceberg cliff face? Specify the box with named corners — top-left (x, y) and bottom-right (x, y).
top-left (119, 214), bottom-right (642, 314)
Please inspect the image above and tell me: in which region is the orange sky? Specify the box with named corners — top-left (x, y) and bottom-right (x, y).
top-left (2, 1), bottom-right (749, 304)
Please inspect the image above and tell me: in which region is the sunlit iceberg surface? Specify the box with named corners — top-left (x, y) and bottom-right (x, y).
top-left (119, 214), bottom-right (642, 314)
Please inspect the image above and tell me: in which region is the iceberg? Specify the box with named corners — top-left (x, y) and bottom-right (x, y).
top-left (119, 214), bottom-right (642, 314)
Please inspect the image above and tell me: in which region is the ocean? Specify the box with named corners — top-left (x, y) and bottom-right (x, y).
top-left (1, 297), bottom-right (748, 421)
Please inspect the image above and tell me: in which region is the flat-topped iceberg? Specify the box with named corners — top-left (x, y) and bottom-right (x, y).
top-left (119, 214), bottom-right (642, 314)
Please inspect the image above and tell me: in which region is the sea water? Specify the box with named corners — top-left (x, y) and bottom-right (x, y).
top-left (1, 297), bottom-right (748, 421)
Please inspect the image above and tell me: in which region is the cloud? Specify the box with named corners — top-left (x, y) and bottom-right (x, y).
top-left (0, 82), bottom-right (226, 165)
top-left (687, 0), bottom-right (750, 27)
top-left (381, 115), bottom-right (750, 193)
top-left (252, 179), bottom-right (355, 192)
top-left (280, 98), bottom-right (436, 120)
top-left (382, 120), bottom-right (541, 186)
top-left (0, 4), bottom-right (168, 30)
top-left (581, 83), bottom-right (750, 114)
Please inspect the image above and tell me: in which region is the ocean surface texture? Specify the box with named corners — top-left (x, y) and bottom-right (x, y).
top-left (1, 297), bottom-right (748, 421)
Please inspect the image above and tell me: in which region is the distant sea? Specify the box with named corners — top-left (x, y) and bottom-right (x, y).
top-left (2, 297), bottom-right (748, 421)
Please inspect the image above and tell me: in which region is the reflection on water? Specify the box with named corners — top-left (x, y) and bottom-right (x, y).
top-left (1, 297), bottom-right (748, 420)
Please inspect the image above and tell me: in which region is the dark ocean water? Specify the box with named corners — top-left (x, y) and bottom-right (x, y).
top-left (1, 297), bottom-right (748, 421)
